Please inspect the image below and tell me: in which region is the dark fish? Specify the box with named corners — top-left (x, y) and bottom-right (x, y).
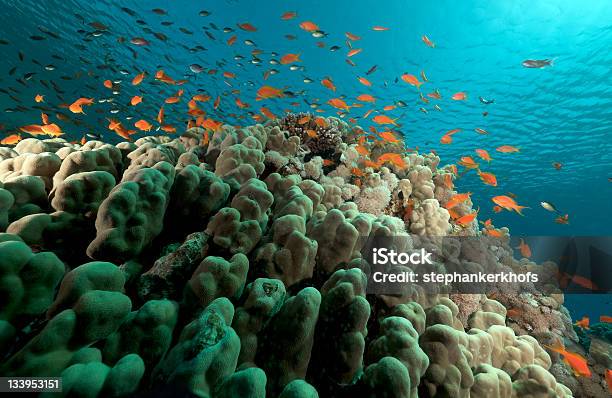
top-left (179, 27), bottom-right (193, 34)
top-left (39, 26), bottom-right (61, 39)
top-left (329, 46), bottom-right (340, 51)
top-left (0, 39), bottom-right (9, 45)
top-left (161, 21), bottom-right (173, 26)
top-left (8, 66), bottom-right (16, 75)
top-left (30, 35), bottom-right (46, 41)
top-left (479, 96), bottom-right (495, 104)
top-left (190, 64), bottom-right (204, 73)
top-left (522, 59), bottom-right (553, 68)
top-left (136, 20), bottom-right (147, 25)
top-left (128, 47), bottom-right (138, 59)
top-left (142, 27), bottom-right (153, 34)
top-left (205, 31), bottom-right (215, 40)
top-left (285, 34), bottom-right (297, 40)
top-left (366, 65), bottom-right (378, 75)
top-left (51, 54), bottom-right (65, 61)
top-left (223, 27), bottom-right (234, 33)
top-left (210, 22), bottom-right (219, 30)
top-left (154, 32), bottom-right (168, 41)
top-left (152, 8), bottom-right (167, 15)
top-left (89, 21), bottom-right (108, 31)
top-left (23, 72), bottom-right (36, 80)
top-left (121, 7), bottom-right (137, 17)
top-left (199, 10), bottom-right (211, 17)
top-left (18, 51), bottom-right (24, 61)
top-left (130, 37), bottom-right (150, 46)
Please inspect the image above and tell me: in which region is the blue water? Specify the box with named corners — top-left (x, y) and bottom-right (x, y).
top-left (0, 0), bottom-right (610, 319)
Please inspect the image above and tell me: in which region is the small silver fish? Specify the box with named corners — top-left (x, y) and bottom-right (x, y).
top-left (540, 201), bottom-right (559, 212)
top-left (189, 64), bottom-right (204, 73)
top-left (522, 59), bottom-right (553, 68)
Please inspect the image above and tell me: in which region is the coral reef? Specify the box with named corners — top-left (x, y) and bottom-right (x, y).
top-left (0, 116), bottom-right (600, 397)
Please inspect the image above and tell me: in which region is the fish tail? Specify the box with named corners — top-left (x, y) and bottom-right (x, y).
top-left (515, 205), bottom-right (530, 216)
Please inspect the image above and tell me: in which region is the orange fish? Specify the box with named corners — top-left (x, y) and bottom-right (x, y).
top-left (346, 32), bottom-right (360, 41)
top-left (160, 125), bottom-right (176, 133)
top-left (496, 145), bottom-right (520, 153)
top-left (155, 69), bottom-right (176, 85)
top-left (383, 105), bottom-right (396, 111)
top-left (380, 131), bottom-right (400, 143)
top-left (458, 156), bottom-right (479, 169)
top-left (478, 170), bottom-right (497, 186)
top-left (372, 114), bottom-right (397, 125)
top-left (41, 123), bottom-right (63, 137)
top-left (134, 119), bottom-right (152, 132)
top-left (552, 162), bottom-right (562, 170)
top-left (321, 78), bottom-right (336, 91)
top-left (493, 205), bottom-right (503, 213)
top-left (298, 115), bottom-right (310, 124)
top-left (0, 134), bottom-right (22, 145)
top-left (372, 26), bottom-right (389, 31)
top-left (401, 74), bottom-right (423, 88)
top-left (606, 369), bottom-right (612, 393)
top-left (69, 97), bottom-right (93, 114)
top-left (281, 11), bottom-right (297, 20)
top-left (260, 107), bottom-right (276, 119)
top-left (214, 95), bottom-right (221, 109)
top-left (235, 98), bottom-right (249, 108)
top-left (223, 71), bottom-right (236, 79)
top-left (492, 195), bottom-right (529, 215)
top-left (238, 22), bottom-right (257, 31)
top-left (377, 153), bottom-right (406, 169)
top-left (452, 92), bottom-right (467, 100)
top-left (443, 174), bottom-right (454, 189)
top-left (456, 210), bottom-right (478, 227)
top-left (422, 35), bottom-right (435, 48)
top-left (130, 95), bottom-right (143, 106)
top-left (475, 128), bottom-right (489, 135)
top-left (600, 316), bottom-right (612, 323)
top-left (103, 79), bottom-right (113, 89)
top-left (35, 94), bottom-right (44, 103)
top-left (347, 48), bottom-right (362, 57)
top-left (555, 214), bottom-right (570, 224)
top-left (222, 33), bottom-right (236, 45)
top-left (475, 149), bottom-right (492, 162)
top-left (132, 72), bottom-right (145, 85)
top-left (445, 192), bottom-right (472, 209)
top-left (165, 96), bottom-right (180, 104)
top-left (440, 134), bottom-right (454, 144)
top-left (574, 316), bottom-right (589, 329)
top-left (314, 117), bottom-right (328, 128)
top-left (257, 85), bottom-right (284, 100)
top-left (544, 345), bottom-right (591, 378)
top-left (157, 106), bottom-right (165, 124)
top-left (357, 76), bottom-right (372, 87)
top-left (299, 21), bottom-right (319, 32)
top-left (192, 94), bottom-right (211, 102)
top-left (516, 238), bottom-right (532, 258)
top-left (486, 228), bottom-right (505, 238)
top-left (328, 98), bottom-right (351, 111)
top-left (357, 94), bottom-right (376, 103)
top-left (427, 90), bottom-right (441, 99)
